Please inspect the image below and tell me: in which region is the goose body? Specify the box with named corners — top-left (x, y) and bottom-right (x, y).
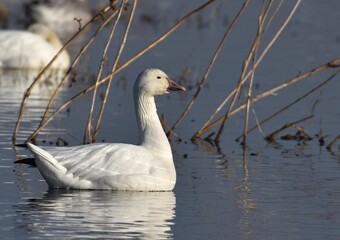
top-left (27, 69), bottom-right (186, 191)
top-left (0, 24), bottom-right (70, 70)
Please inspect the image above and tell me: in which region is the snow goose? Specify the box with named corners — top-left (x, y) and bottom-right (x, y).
top-left (0, 23), bottom-right (70, 70)
top-left (26, 68), bottom-right (186, 191)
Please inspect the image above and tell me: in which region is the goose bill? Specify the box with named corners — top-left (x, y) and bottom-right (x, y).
top-left (167, 79), bottom-right (186, 92)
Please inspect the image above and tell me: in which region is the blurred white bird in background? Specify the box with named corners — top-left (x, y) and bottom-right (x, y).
top-left (0, 23), bottom-right (70, 70)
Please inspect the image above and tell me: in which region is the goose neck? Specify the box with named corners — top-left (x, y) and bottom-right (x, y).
top-left (134, 93), bottom-right (171, 153)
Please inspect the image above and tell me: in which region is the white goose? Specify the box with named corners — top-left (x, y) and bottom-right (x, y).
top-left (27, 68), bottom-right (186, 191)
top-left (0, 23), bottom-right (70, 70)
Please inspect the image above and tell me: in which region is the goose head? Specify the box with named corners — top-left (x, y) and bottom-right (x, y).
top-left (134, 68), bottom-right (186, 97)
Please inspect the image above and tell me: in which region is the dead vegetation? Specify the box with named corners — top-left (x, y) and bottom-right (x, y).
top-left (12, 0), bottom-right (339, 155)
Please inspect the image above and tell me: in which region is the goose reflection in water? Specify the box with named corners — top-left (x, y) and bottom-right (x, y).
top-left (14, 190), bottom-right (176, 239)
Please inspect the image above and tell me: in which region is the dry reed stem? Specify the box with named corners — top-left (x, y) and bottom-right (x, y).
top-left (27, 5), bottom-right (120, 141)
top-left (193, 58), bottom-right (340, 139)
top-left (263, 0), bottom-right (284, 34)
top-left (235, 68), bottom-right (340, 141)
top-left (85, 0), bottom-right (128, 144)
top-left (26, 0), bottom-right (215, 140)
top-left (265, 115), bottom-right (313, 142)
top-left (98, 0), bottom-right (215, 84)
top-left (241, 1), bottom-right (274, 145)
top-left (31, 9), bottom-right (119, 142)
top-left (290, 124), bottom-right (313, 140)
top-left (240, 3), bottom-right (269, 145)
top-left (194, 0), bottom-right (302, 140)
top-left (161, 114), bottom-right (179, 138)
top-left (167, 0), bottom-right (250, 138)
top-left (44, 9), bottom-right (119, 116)
top-left (326, 135), bottom-right (340, 152)
top-left (12, 1), bottom-right (117, 143)
top-left (92, 0), bottom-right (137, 142)
top-left (215, 0), bottom-right (273, 142)
top-left (192, 0), bottom-right (301, 138)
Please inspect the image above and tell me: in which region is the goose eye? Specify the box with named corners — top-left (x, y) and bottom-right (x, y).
top-left (157, 76), bottom-right (161, 79)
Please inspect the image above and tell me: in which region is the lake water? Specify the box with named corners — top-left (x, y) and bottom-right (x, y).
top-left (0, 1), bottom-right (339, 239)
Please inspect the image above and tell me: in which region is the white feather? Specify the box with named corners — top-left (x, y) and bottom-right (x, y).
top-left (27, 68), bottom-right (186, 191)
top-left (0, 24), bottom-right (69, 70)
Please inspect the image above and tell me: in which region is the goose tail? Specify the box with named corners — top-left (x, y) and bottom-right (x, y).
top-left (27, 143), bottom-right (92, 189)
top-left (27, 142), bottom-right (68, 188)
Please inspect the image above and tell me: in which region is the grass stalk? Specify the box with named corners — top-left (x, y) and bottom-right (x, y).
top-left (326, 135), bottom-right (340, 153)
top-left (241, 1), bottom-right (273, 145)
top-left (167, 0), bottom-right (250, 137)
top-left (193, 58), bottom-right (340, 139)
top-left (193, 0), bottom-right (302, 140)
top-left (27, 5), bottom-right (120, 141)
top-left (265, 115), bottom-right (314, 142)
top-left (240, 12), bottom-right (264, 145)
top-left (215, 0), bottom-right (272, 142)
top-left (25, 0), bottom-right (215, 140)
top-left (12, 1), bottom-right (117, 143)
top-left (98, 0), bottom-right (215, 84)
top-left (91, 0), bottom-right (137, 142)
top-left (85, 0), bottom-right (128, 144)
top-left (235, 68), bottom-right (340, 141)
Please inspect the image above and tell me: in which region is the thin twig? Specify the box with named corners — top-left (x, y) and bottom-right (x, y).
top-left (194, 0), bottom-right (302, 139)
top-left (193, 58), bottom-right (340, 138)
top-left (92, 0), bottom-right (137, 142)
top-left (263, 0), bottom-right (284, 34)
top-left (161, 114), bottom-right (179, 138)
top-left (12, 1), bottom-right (117, 143)
top-left (265, 115), bottom-right (313, 142)
top-left (29, 9), bottom-right (119, 142)
top-left (242, 0), bottom-right (275, 144)
top-left (326, 135), bottom-right (340, 151)
top-left (235, 68), bottom-right (340, 141)
top-left (242, 1), bottom-right (274, 145)
top-left (85, 0), bottom-right (127, 144)
top-left (99, 0), bottom-right (216, 84)
top-left (240, 3), bottom-right (268, 145)
top-left (216, 0), bottom-right (272, 142)
top-left (167, 0), bottom-right (250, 137)
top-left (26, 0), bottom-right (215, 140)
